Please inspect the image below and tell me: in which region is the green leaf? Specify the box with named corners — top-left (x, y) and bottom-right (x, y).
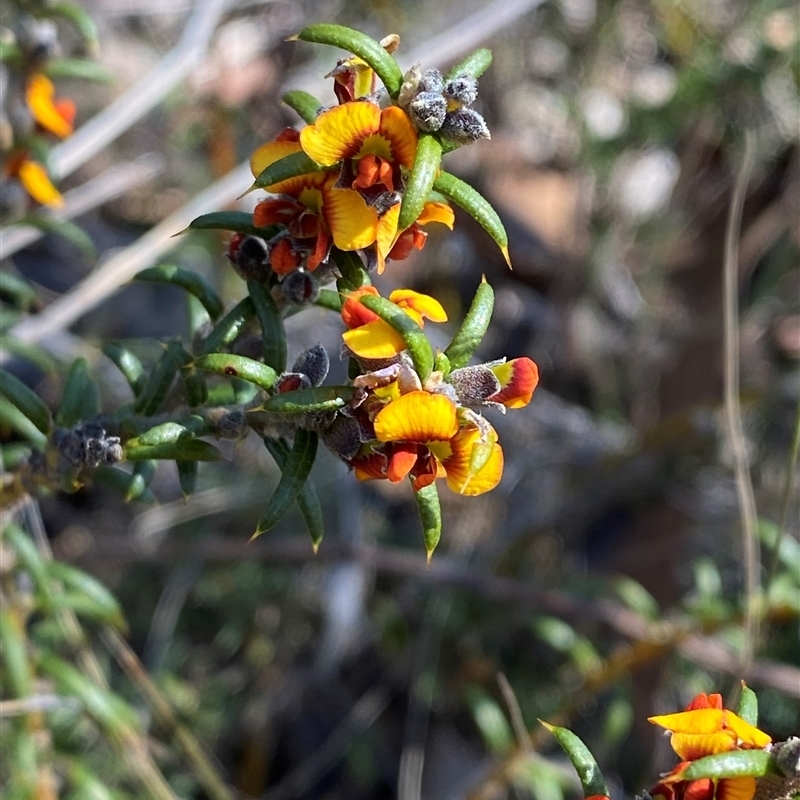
top-left (0, 396), bottom-right (47, 447)
top-left (0, 336), bottom-right (57, 374)
top-left (47, 2), bottom-right (100, 48)
top-left (253, 429), bottom-right (318, 538)
top-left (38, 652), bottom-right (138, 736)
top-left (47, 561), bottom-right (127, 631)
top-left (680, 750), bottom-right (773, 780)
top-left (541, 721), bottom-right (610, 798)
top-left (64, 760), bottom-right (116, 800)
top-left (398, 133), bottom-right (442, 232)
top-left (736, 682), bottom-right (759, 726)
top-left (433, 171), bottom-right (511, 267)
top-left (56, 357), bottom-right (93, 427)
top-left (612, 576), bottom-right (660, 620)
top-left (444, 48), bottom-right (493, 81)
top-left (176, 459), bottom-right (198, 499)
top-left (192, 353), bottom-right (277, 391)
top-left (1, 442), bottom-right (32, 470)
top-left (444, 277), bottom-right (494, 371)
top-left (92, 466), bottom-right (157, 503)
top-left (0, 39), bottom-right (21, 64)
top-left (124, 460), bottom-right (156, 503)
top-left (0, 607), bottom-right (33, 697)
top-left (260, 385), bottom-right (355, 413)
top-left (0, 368), bottom-right (51, 434)
top-left (16, 214), bottom-right (96, 259)
top-left (0, 271), bottom-right (39, 312)
top-left (359, 294), bottom-right (434, 381)
top-left (133, 346), bottom-right (179, 415)
top-left (466, 687), bottom-right (514, 754)
top-left (124, 439), bottom-right (222, 462)
top-left (294, 24), bottom-right (403, 96)
top-left (247, 281), bottom-right (286, 372)
top-left (199, 296), bottom-right (255, 356)
top-left (253, 151), bottom-right (324, 190)
top-left (127, 419), bottom-right (207, 446)
top-left (315, 289), bottom-right (343, 313)
top-left (282, 90), bottom-right (324, 124)
top-left (134, 265), bottom-right (224, 320)
top-left (414, 482), bottom-right (442, 560)
top-left (332, 248), bottom-right (370, 292)
top-left (264, 438), bottom-right (324, 550)
top-left (102, 343), bottom-right (146, 395)
top-left (43, 58), bottom-right (111, 83)
top-left (3, 524), bottom-right (53, 609)
top-left (188, 210), bottom-right (279, 239)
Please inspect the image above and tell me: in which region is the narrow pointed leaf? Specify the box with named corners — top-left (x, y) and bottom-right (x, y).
top-left (3, 523), bottom-right (53, 608)
top-left (1, 442), bottom-right (32, 469)
top-left (124, 459), bottom-right (156, 503)
top-left (0, 271), bottom-right (39, 312)
top-left (133, 347), bottom-right (178, 415)
top-left (0, 396), bottom-right (47, 446)
top-left (282, 90), bottom-right (324, 124)
top-left (0, 368), bottom-right (51, 434)
top-left (188, 210), bottom-right (279, 239)
top-left (199, 296), bottom-right (255, 355)
top-left (444, 48), bottom-right (493, 81)
top-left (414, 482), bottom-right (442, 560)
top-left (260, 386), bottom-right (355, 413)
top-left (124, 439), bottom-right (222, 462)
top-left (17, 214), bottom-right (95, 259)
top-left (134, 265), bottom-right (224, 320)
top-left (434, 171), bottom-right (511, 267)
top-left (92, 466), bottom-right (157, 503)
top-left (541, 721), bottom-right (610, 798)
top-left (293, 24), bottom-right (403, 96)
top-left (56, 357), bottom-right (93, 427)
top-left (253, 429), bottom-right (318, 537)
top-left (48, 2), bottom-right (100, 47)
top-left (192, 353), bottom-right (277, 391)
top-left (737, 682), bottom-right (758, 726)
top-left (177, 459), bottom-right (198, 499)
top-left (332, 248), bottom-right (370, 291)
top-left (359, 294), bottom-right (434, 381)
top-left (444, 278), bottom-right (494, 370)
top-left (102, 343), bottom-right (146, 394)
top-left (315, 289), bottom-right (343, 312)
top-left (681, 751), bottom-right (773, 780)
top-left (253, 151), bottom-right (324, 189)
top-left (0, 336), bottom-right (57, 374)
top-left (398, 133), bottom-right (442, 232)
top-left (47, 561), bottom-right (127, 631)
top-left (247, 281), bottom-right (286, 371)
top-left (264, 437), bottom-right (324, 549)
top-left (127, 420), bottom-right (206, 447)
top-left (43, 58), bottom-right (111, 82)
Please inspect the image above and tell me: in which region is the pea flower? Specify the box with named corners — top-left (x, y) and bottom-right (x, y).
top-left (647, 692), bottom-right (772, 800)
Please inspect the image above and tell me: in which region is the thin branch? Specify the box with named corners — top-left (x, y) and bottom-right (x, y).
top-left (1, 161), bottom-right (252, 358)
top-left (722, 130), bottom-right (759, 676)
top-left (497, 672), bottom-right (532, 755)
top-left (0, 154), bottom-right (163, 258)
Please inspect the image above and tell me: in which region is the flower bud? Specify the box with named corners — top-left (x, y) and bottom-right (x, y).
top-left (227, 234), bottom-right (270, 282)
top-left (291, 343), bottom-right (329, 387)
top-left (419, 69), bottom-right (445, 94)
top-left (444, 75), bottom-right (479, 107)
top-left (18, 18), bottom-right (59, 63)
top-left (281, 268), bottom-right (320, 304)
top-left (408, 91), bottom-right (447, 132)
top-left (214, 409), bottom-right (248, 439)
top-left (440, 108), bottom-right (491, 145)
top-left (321, 414), bottom-right (363, 461)
top-left (448, 365), bottom-right (501, 406)
top-left (274, 372), bottom-right (312, 393)
top-left (398, 64), bottom-right (423, 109)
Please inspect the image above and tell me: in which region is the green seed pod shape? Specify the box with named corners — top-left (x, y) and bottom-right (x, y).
top-left (192, 354), bottom-right (278, 392)
top-left (433, 171), bottom-right (511, 267)
top-left (444, 278), bottom-right (495, 371)
top-left (293, 24), bottom-right (403, 97)
top-left (541, 721), bottom-right (610, 799)
top-left (680, 751), bottom-right (773, 781)
top-left (398, 133), bottom-right (442, 233)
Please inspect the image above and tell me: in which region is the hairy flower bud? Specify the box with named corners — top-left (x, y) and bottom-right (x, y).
top-left (281, 268), bottom-right (320, 304)
top-left (444, 75), bottom-right (479, 107)
top-left (448, 365), bottom-right (501, 406)
top-left (53, 422), bottom-right (122, 469)
top-left (408, 91), bottom-right (447, 132)
top-left (214, 409), bottom-right (248, 439)
top-left (397, 64), bottom-right (423, 109)
top-left (418, 68), bottom-right (445, 94)
top-left (291, 343), bottom-right (329, 387)
top-left (440, 108), bottom-right (491, 145)
top-left (227, 234), bottom-right (270, 282)
top-left (321, 414), bottom-right (363, 461)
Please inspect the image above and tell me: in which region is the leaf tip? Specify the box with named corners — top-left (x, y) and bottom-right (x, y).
top-left (312, 540), bottom-right (320, 555)
top-left (501, 246), bottom-right (512, 270)
top-left (285, 32), bottom-right (300, 42)
top-left (538, 718), bottom-right (555, 732)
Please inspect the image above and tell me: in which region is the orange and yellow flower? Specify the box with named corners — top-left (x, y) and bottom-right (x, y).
top-left (341, 286), bottom-right (447, 360)
top-left (647, 692), bottom-right (771, 800)
top-left (487, 357), bottom-right (540, 409)
top-left (351, 390), bottom-right (503, 495)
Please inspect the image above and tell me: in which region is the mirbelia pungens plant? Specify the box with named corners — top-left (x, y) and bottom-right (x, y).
top-left (2, 24), bottom-right (538, 559)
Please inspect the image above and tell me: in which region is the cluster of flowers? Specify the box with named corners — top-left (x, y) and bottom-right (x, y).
top-left (316, 286), bottom-right (538, 496)
top-left (1, 15), bottom-right (76, 214)
top-left (647, 692), bottom-right (772, 800)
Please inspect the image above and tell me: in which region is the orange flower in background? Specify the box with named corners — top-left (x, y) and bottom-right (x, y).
top-left (647, 692), bottom-right (771, 800)
top-left (351, 390), bottom-right (503, 495)
top-left (341, 286), bottom-right (447, 359)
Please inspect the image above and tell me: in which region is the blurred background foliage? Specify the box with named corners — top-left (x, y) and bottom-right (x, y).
top-left (0, 0), bottom-right (798, 798)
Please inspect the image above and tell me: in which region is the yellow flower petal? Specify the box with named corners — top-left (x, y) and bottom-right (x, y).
top-left (26, 74), bottom-right (72, 139)
top-left (389, 289), bottom-right (448, 323)
top-left (722, 711), bottom-right (772, 747)
top-left (648, 709), bottom-right (725, 735)
top-left (670, 731), bottom-right (738, 760)
top-left (323, 186), bottom-right (378, 251)
top-left (378, 105), bottom-right (418, 169)
top-left (716, 778), bottom-right (756, 800)
top-left (343, 320), bottom-right (406, 359)
top-left (250, 140), bottom-right (301, 178)
top-left (18, 160), bottom-right (63, 207)
top-left (375, 201), bottom-right (400, 273)
top-left (417, 201), bottom-right (455, 229)
top-left (442, 426), bottom-right (503, 496)
top-left (300, 101), bottom-right (381, 166)
top-left (373, 391), bottom-right (459, 444)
